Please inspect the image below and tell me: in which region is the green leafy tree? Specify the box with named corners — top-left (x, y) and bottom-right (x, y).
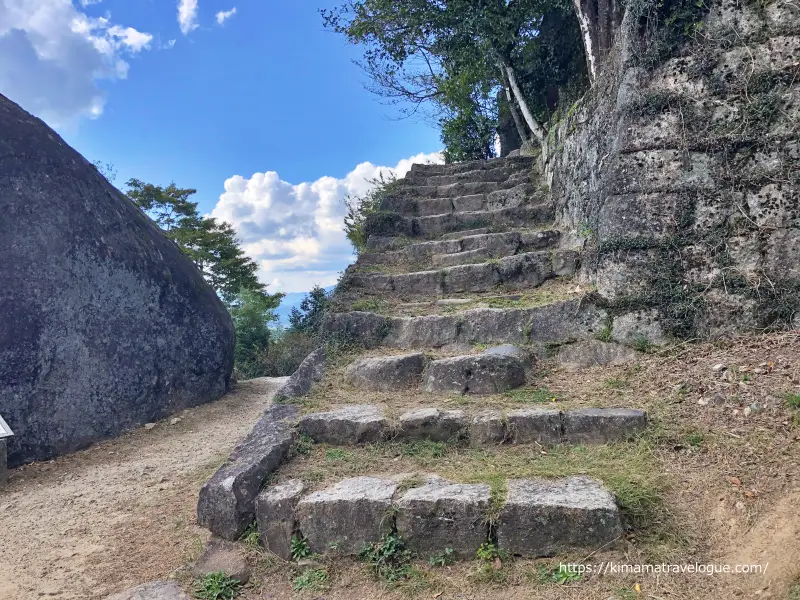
top-left (228, 288), bottom-right (282, 379)
top-left (321, 0), bottom-right (584, 146)
top-left (289, 285), bottom-right (330, 335)
top-left (125, 178), bottom-right (267, 301)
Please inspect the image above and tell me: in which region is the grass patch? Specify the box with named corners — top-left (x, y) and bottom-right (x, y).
top-left (351, 298), bottom-right (386, 312)
top-left (531, 563), bottom-right (582, 585)
top-left (194, 572), bottom-right (241, 600)
top-left (504, 387), bottom-right (560, 403)
top-left (325, 448), bottom-right (352, 462)
top-left (789, 581), bottom-right (800, 600)
top-left (292, 568), bottom-right (328, 592)
top-left (238, 521), bottom-right (260, 552)
top-left (785, 392), bottom-right (800, 410)
top-left (399, 439), bottom-right (449, 459)
top-left (605, 377), bottom-right (630, 390)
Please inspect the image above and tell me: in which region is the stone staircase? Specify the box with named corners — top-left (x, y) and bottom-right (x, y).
top-left (197, 155), bottom-right (650, 569)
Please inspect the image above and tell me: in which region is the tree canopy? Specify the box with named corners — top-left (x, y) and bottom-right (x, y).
top-left (126, 179), bottom-right (268, 302)
top-left (322, 0), bottom-right (589, 159)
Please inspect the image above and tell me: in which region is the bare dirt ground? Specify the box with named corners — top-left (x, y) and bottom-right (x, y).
top-left (0, 377), bottom-right (287, 600)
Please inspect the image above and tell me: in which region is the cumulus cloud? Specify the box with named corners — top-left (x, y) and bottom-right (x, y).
top-left (215, 7), bottom-right (236, 25)
top-left (178, 0), bottom-right (199, 35)
top-left (211, 152), bottom-right (444, 293)
top-left (0, 0), bottom-right (152, 126)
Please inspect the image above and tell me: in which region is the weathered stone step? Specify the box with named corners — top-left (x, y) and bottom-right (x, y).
top-left (409, 155), bottom-right (535, 176)
top-left (255, 473), bottom-right (621, 560)
top-left (364, 203), bottom-right (555, 243)
top-left (403, 164), bottom-right (530, 187)
top-left (383, 182), bottom-right (540, 218)
top-left (323, 298), bottom-right (607, 348)
top-left (297, 403), bottom-right (647, 446)
top-left (361, 230), bottom-right (560, 268)
top-left (347, 250), bottom-right (578, 298)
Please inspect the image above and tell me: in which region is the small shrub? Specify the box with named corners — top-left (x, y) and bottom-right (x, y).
top-left (193, 572), bottom-right (241, 600)
top-left (476, 542), bottom-right (502, 562)
top-left (344, 173), bottom-right (401, 253)
top-left (428, 547), bottom-right (455, 567)
top-left (292, 568), bottom-right (328, 592)
top-left (290, 535), bottom-right (312, 561)
top-left (293, 433), bottom-right (314, 456)
top-left (359, 533), bottom-right (415, 583)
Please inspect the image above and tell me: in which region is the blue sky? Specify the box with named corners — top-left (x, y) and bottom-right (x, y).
top-left (0, 0), bottom-right (443, 292)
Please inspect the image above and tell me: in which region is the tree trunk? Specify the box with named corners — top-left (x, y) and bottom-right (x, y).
top-left (500, 72), bottom-right (530, 145)
top-left (503, 63), bottom-right (547, 143)
top-left (572, 0), bottom-right (623, 82)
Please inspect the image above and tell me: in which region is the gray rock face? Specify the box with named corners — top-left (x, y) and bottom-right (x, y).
top-left (274, 348), bottom-right (325, 401)
top-left (0, 95), bottom-right (235, 467)
top-left (563, 408), bottom-right (647, 444)
top-left (397, 408), bottom-right (467, 442)
top-left (197, 404), bottom-right (298, 540)
top-left (193, 539), bottom-right (250, 583)
top-left (396, 479), bottom-right (491, 558)
top-left (424, 353), bottom-right (525, 395)
top-left (104, 582), bottom-right (189, 600)
top-left (256, 479), bottom-right (306, 560)
top-left (299, 405), bottom-right (387, 444)
top-left (497, 476), bottom-right (622, 557)
top-left (507, 409), bottom-right (562, 445)
top-left (344, 353), bottom-right (426, 391)
top-left (296, 476), bottom-right (397, 554)
top-left (469, 411), bottom-right (506, 446)
top-left (556, 340), bottom-right (638, 369)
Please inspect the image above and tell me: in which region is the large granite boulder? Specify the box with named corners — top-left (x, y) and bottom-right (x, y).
top-left (0, 94), bottom-right (235, 466)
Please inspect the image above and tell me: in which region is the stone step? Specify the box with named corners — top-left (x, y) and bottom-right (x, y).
top-left (360, 230), bottom-right (560, 268)
top-left (409, 155), bottom-right (535, 176)
top-left (347, 250), bottom-right (578, 298)
top-left (322, 297), bottom-right (607, 349)
top-left (403, 164), bottom-right (531, 187)
top-left (358, 229), bottom-right (561, 267)
top-left (363, 204), bottom-right (554, 241)
top-left (383, 182), bottom-right (538, 217)
top-left (255, 473), bottom-right (621, 560)
top-left (297, 403), bottom-right (647, 446)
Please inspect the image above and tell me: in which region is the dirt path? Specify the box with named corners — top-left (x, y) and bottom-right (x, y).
top-left (0, 377), bottom-right (287, 600)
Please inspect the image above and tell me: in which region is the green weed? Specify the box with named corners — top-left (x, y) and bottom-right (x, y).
top-left (193, 572), bottom-right (241, 600)
top-left (292, 568), bottom-right (328, 592)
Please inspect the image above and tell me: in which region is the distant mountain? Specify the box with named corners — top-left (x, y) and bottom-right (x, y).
top-left (274, 286), bottom-right (336, 326)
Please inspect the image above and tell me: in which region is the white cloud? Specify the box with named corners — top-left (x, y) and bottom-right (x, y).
top-left (211, 152), bottom-right (444, 293)
top-left (178, 0), bottom-right (198, 35)
top-left (215, 7), bottom-right (236, 25)
top-left (0, 0), bottom-right (152, 126)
